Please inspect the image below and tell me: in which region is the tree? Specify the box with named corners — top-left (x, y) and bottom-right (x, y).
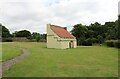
top-left (32, 32), bottom-right (41, 42)
top-left (32, 32), bottom-right (38, 39)
top-left (71, 20), bottom-right (117, 46)
top-left (0, 24), bottom-right (11, 38)
top-left (36, 34), bottom-right (40, 42)
top-left (97, 35), bottom-right (104, 44)
top-left (13, 30), bottom-right (31, 39)
top-left (85, 30), bottom-right (94, 38)
top-left (104, 22), bottom-right (117, 40)
top-left (89, 22), bottom-right (102, 38)
top-left (40, 34), bottom-right (47, 40)
top-left (71, 24), bottom-right (88, 45)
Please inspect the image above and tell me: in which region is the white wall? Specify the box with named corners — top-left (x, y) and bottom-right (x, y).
top-left (47, 24), bottom-right (61, 49)
top-left (47, 24), bottom-right (77, 49)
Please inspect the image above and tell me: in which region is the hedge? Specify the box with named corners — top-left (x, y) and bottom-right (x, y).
top-left (114, 41), bottom-right (120, 48)
top-left (79, 38), bottom-right (99, 46)
top-left (105, 40), bottom-right (120, 48)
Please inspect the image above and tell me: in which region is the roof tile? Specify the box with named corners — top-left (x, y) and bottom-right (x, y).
top-left (50, 25), bottom-right (75, 39)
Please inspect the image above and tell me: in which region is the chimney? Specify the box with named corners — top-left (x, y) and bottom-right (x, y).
top-left (47, 24), bottom-right (51, 27)
top-left (47, 24), bottom-right (51, 35)
top-left (64, 27), bottom-right (67, 30)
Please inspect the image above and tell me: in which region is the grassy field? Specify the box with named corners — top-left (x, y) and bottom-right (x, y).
top-left (2, 43), bottom-right (23, 61)
top-left (2, 42), bottom-right (118, 77)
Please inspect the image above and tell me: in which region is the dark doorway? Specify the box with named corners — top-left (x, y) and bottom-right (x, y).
top-left (69, 41), bottom-right (74, 48)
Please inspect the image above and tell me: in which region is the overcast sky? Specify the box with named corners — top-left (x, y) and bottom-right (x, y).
top-left (0, 0), bottom-right (119, 34)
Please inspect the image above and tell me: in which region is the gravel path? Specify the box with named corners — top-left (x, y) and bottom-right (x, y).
top-left (0, 48), bottom-right (30, 78)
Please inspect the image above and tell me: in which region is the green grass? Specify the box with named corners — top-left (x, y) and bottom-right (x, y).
top-left (2, 43), bottom-right (23, 61)
top-left (2, 42), bottom-right (118, 77)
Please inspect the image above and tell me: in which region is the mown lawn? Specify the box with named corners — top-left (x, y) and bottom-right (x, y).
top-left (2, 42), bottom-right (118, 77)
top-left (2, 43), bottom-right (23, 61)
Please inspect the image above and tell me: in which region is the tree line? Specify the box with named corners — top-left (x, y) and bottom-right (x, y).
top-left (0, 16), bottom-right (119, 46)
top-left (71, 20), bottom-right (118, 46)
top-left (0, 24), bottom-right (46, 42)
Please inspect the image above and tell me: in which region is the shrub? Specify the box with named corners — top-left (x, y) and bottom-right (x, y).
top-left (91, 38), bottom-right (99, 43)
top-left (105, 40), bottom-right (120, 48)
top-left (77, 38), bottom-right (85, 45)
top-left (114, 40), bottom-right (120, 48)
top-left (82, 38), bottom-right (92, 46)
top-left (97, 35), bottom-right (104, 44)
top-left (105, 40), bottom-right (114, 47)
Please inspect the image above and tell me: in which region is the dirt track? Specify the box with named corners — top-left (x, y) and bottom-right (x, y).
top-left (0, 48), bottom-right (30, 78)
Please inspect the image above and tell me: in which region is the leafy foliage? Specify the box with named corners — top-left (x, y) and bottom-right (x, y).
top-left (105, 40), bottom-right (120, 48)
top-left (32, 32), bottom-right (47, 42)
top-left (1, 16), bottom-right (118, 44)
top-left (13, 30), bottom-right (32, 39)
top-left (0, 24), bottom-right (11, 37)
top-left (32, 32), bottom-right (40, 42)
top-left (71, 20), bottom-right (118, 46)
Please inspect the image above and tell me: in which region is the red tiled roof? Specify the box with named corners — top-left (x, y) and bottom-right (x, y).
top-left (50, 25), bottom-right (75, 39)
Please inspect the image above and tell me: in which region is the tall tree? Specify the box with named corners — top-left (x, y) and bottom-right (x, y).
top-left (0, 24), bottom-right (11, 38)
top-left (71, 24), bottom-right (88, 45)
top-left (13, 30), bottom-right (31, 39)
top-left (104, 22), bottom-right (117, 40)
top-left (32, 32), bottom-right (41, 42)
top-left (40, 34), bottom-right (47, 40)
top-left (71, 20), bottom-right (117, 46)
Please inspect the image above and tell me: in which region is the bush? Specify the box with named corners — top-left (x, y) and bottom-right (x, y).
top-left (105, 40), bottom-right (120, 48)
top-left (82, 38), bottom-right (100, 46)
top-left (77, 38), bottom-right (85, 45)
top-left (105, 40), bottom-right (114, 47)
top-left (91, 38), bottom-right (99, 43)
top-left (114, 40), bottom-right (120, 48)
top-left (82, 38), bottom-right (92, 46)
top-left (97, 35), bottom-right (104, 44)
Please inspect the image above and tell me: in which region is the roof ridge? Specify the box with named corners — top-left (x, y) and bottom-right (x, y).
top-left (50, 24), bottom-right (75, 39)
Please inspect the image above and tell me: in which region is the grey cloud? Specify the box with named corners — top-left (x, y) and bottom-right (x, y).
top-left (0, 0), bottom-right (119, 33)
top-left (119, 1), bottom-right (120, 15)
